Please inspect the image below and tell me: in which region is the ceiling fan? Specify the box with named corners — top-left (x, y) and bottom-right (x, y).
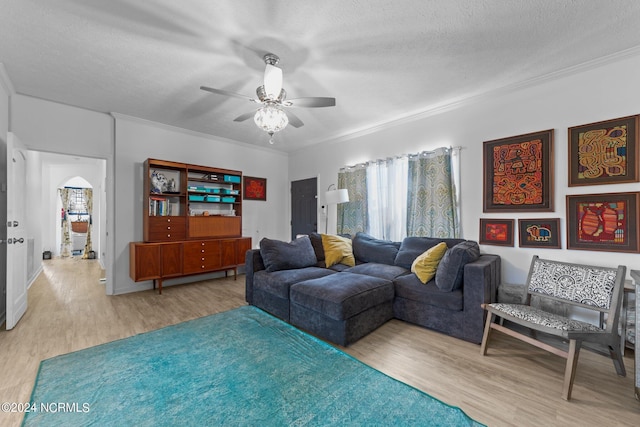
top-left (200, 53), bottom-right (336, 143)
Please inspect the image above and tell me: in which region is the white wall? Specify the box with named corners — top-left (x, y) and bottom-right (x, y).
top-left (113, 115), bottom-right (289, 294)
top-left (289, 52), bottom-right (640, 284)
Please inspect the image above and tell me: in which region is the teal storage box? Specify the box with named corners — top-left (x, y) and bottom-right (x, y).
top-left (208, 195), bottom-right (221, 202)
top-left (223, 175), bottom-right (241, 183)
top-left (189, 195), bottom-right (205, 202)
top-left (221, 196), bottom-right (236, 203)
top-left (220, 189), bottom-right (240, 195)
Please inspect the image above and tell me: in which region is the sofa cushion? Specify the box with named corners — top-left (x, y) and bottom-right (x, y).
top-left (352, 232), bottom-right (401, 265)
top-left (259, 236), bottom-right (317, 272)
top-left (290, 272), bottom-right (394, 321)
top-left (394, 237), bottom-right (466, 270)
top-left (394, 273), bottom-right (463, 311)
top-left (321, 234), bottom-right (355, 268)
top-left (435, 241), bottom-right (480, 292)
top-left (345, 262), bottom-right (409, 281)
top-left (308, 232), bottom-right (326, 267)
top-left (411, 242), bottom-right (448, 284)
top-left (253, 267), bottom-right (336, 299)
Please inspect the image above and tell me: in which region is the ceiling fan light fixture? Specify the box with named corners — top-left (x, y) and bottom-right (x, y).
top-left (254, 103), bottom-right (289, 134)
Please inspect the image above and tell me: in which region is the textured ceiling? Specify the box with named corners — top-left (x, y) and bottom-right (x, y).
top-left (2, 0), bottom-right (640, 152)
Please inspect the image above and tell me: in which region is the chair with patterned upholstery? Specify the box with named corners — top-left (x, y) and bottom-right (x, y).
top-left (480, 255), bottom-right (626, 400)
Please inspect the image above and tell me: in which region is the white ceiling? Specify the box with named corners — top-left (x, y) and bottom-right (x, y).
top-left (2, 0), bottom-right (640, 152)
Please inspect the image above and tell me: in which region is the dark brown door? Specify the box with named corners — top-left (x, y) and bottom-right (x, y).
top-left (291, 178), bottom-right (317, 240)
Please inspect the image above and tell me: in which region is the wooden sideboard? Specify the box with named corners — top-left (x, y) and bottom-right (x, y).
top-left (130, 237), bottom-right (251, 294)
top-left (130, 158), bottom-right (252, 294)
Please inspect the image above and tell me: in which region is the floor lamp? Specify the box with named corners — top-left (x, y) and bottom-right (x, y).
top-left (324, 185), bottom-right (349, 233)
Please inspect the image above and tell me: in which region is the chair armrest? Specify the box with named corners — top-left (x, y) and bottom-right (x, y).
top-left (245, 249), bottom-right (265, 304)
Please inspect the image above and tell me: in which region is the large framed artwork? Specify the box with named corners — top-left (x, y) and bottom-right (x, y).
top-left (566, 192), bottom-right (640, 253)
top-left (568, 115), bottom-right (639, 187)
top-left (479, 218), bottom-right (514, 247)
top-left (518, 218), bottom-right (561, 249)
top-left (483, 130), bottom-right (554, 212)
top-left (243, 176), bottom-right (267, 201)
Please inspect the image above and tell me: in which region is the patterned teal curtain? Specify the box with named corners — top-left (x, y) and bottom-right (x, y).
top-left (337, 166), bottom-right (367, 236)
top-left (407, 147), bottom-right (459, 238)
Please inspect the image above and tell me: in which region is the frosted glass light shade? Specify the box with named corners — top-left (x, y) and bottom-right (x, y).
top-left (254, 104), bottom-right (289, 133)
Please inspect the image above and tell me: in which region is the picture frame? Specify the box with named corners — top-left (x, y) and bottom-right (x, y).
top-left (566, 192), bottom-right (640, 253)
top-left (479, 218), bottom-right (515, 246)
top-left (568, 115), bottom-right (639, 187)
top-left (518, 218), bottom-right (561, 249)
top-left (243, 176), bottom-right (267, 201)
top-left (483, 129), bottom-right (554, 212)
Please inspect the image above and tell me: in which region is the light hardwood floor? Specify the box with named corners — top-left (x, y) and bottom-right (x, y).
top-left (1, 258), bottom-right (638, 426)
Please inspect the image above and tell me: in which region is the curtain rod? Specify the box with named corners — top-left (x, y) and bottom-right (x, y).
top-left (339, 146), bottom-right (462, 171)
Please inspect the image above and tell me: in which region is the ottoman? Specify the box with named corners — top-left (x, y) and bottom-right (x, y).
top-left (289, 272), bottom-right (395, 346)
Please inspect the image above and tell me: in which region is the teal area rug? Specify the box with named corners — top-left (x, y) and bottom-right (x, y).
top-left (24, 306), bottom-right (482, 426)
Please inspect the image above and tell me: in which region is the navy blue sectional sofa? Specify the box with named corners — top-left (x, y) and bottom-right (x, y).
top-left (245, 232), bottom-right (501, 346)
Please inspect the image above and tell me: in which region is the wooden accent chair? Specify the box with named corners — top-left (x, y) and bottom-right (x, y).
top-left (480, 256), bottom-right (626, 400)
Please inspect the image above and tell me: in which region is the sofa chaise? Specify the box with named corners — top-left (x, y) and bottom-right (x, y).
top-left (245, 232), bottom-right (501, 346)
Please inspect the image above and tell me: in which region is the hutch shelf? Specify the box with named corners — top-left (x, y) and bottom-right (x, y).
top-left (129, 158), bottom-right (251, 294)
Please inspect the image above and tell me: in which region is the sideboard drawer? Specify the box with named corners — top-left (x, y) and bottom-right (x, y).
top-left (183, 240), bottom-right (222, 273)
top-left (147, 216), bottom-right (186, 241)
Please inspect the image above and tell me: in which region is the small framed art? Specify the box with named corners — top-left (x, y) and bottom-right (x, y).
top-left (243, 176), bottom-right (267, 201)
top-left (568, 115), bottom-right (639, 187)
top-left (483, 129), bottom-right (554, 212)
top-left (566, 192), bottom-right (640, 253)
top-left (518, 218), bottom-right (561, 249)
top-left (479, 218), bottom-right (514, 246)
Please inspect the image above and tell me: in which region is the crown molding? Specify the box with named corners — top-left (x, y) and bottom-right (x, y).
top-left (110, 112), bottom-right (289, 157)
top-left (298, 44), bottom-right (640, 152)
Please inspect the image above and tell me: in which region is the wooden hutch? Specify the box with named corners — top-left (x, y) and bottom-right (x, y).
top-left (129, 159), bottom-right (252, 294)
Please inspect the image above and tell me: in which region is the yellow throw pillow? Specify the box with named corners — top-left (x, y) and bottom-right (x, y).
top-left (411, 242), bottom-right (448, 284)
top-left (321, 234), bottom-right (355, 268)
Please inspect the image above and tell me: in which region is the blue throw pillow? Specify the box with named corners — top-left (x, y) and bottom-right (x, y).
top-left (352, 232), bottom-right (401, 265)
top-left (259, 236), bottom-right (318, 272)
top-left (435, 241), bottom-right (480, 292)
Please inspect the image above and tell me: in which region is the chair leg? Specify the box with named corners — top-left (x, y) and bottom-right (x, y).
top-left (562, 339), bottom-right (582, 400)
top-left (480, 312), bottom-right (495, 355)
top-left (608, 345), bottom-right (626, 377)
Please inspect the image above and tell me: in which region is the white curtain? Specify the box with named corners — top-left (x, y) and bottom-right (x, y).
top-left (59, 188), bottom-right (72, 257)
top-left (366, 156), bottom-right (408, 241)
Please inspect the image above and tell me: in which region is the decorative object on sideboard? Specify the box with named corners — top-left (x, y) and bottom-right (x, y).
top-left (150, 170), bottom-right (169, 193)
top-left (483, 129), bottom-right (554, 212)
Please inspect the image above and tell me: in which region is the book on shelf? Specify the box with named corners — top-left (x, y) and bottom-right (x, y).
top-left (149, 196), bottom-right (176, 216)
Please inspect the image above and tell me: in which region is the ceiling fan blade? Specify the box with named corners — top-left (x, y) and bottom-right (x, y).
top-left (233, 111), bottom-right (256, 122)
top-left (200, 86), bottom-right (256, 102)
top-left (286, 110), bottom-right (304, 128)
top-left (284, 97), bottom-right (336, 108)
top-left (263, 64), bottom-right (283, 99)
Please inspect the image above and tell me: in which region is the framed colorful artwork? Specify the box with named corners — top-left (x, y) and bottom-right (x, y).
top-left (518, 218), bottom-right (561, 249)
top-left (568, 115), bottom-right (639, 187)
top-left (566, 192), bottom-right (640, 253)
top-left (483, 129), bottom-right (554, 212)
top-left (243, 176), bottom-right (267, 201)
top-left (479, 219), bottom-right (514, 246)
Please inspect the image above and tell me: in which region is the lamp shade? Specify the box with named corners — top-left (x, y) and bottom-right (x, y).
top-left (325, 188), bottom-right (349, 205)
